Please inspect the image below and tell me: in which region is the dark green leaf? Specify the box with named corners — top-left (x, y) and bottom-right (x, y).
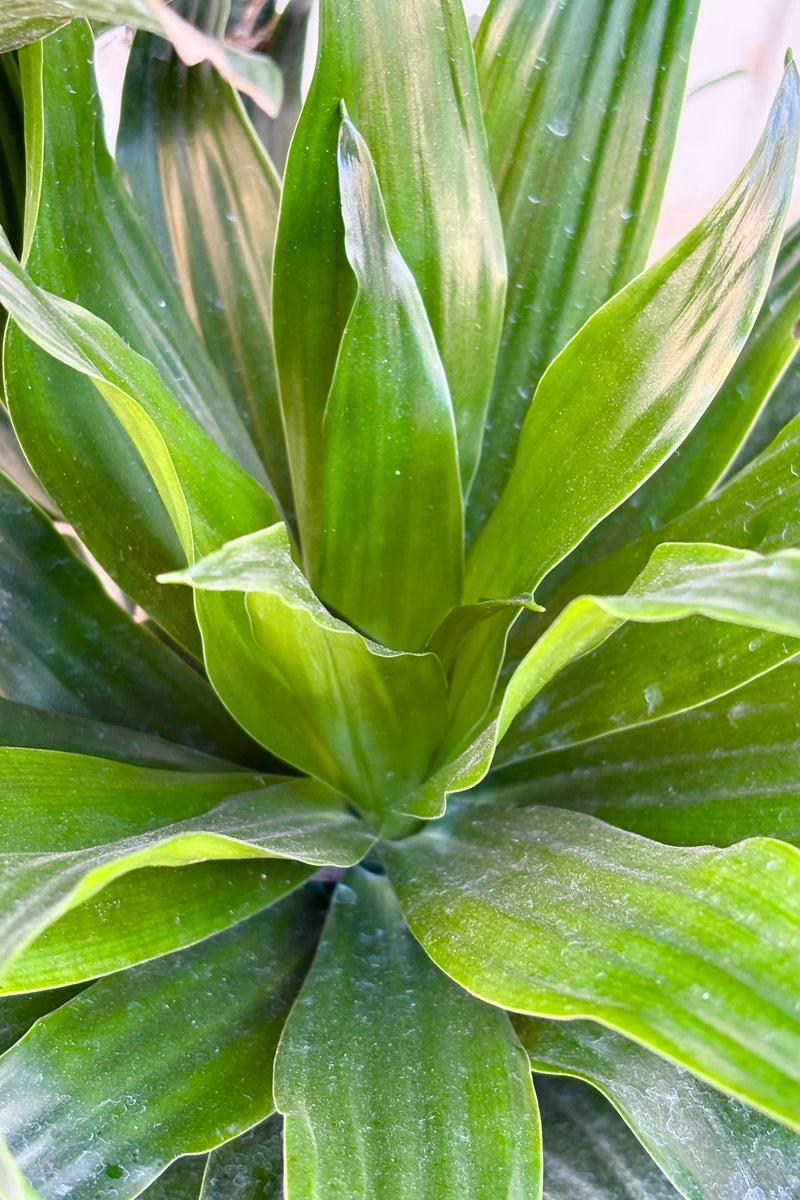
top-left (316, 113), bottom-right (462, 651)
top-left (274, 868), bottom-right (541, 1199)
top-left (0, 51), bottom-right (24, 263)
top-left (0, 470), bottom-right (260, 764)
top-left (604, 220), bottom-right (800, 541)
top-left (6, 23), bottom-right (274, 646)
top-left (0, 749), bottom-right (368, 982)
top-left (535, 1075), bottom-right (682, 1200)
top-left (0, 893), bottom-right (322, 1200)
top-left (466, 63), bottom-right (800, 603)
top-left (163, 525), bottom-right (452, 815)
top-left (0, 2), bottom-right (282, 113)
top-left (382, 802), bottom-right (800, 1126)
top-left (3, 859), bottom-right (312, 994)
top-left (489, 661), bottom-right (799, 848)
top-left (141, 1157), bottom-right (207, 1200)
top-left (239, 0), bottom-right (311, 176)
top-left (517, 1016), bottom-right (800, 1200)
top-left (468, 0), bottom-right (700, 535)
top-left (117, 24), bottom-right (292, 516)
top-left (0, 700), bottom-right (243, 772)
top-left (0, 988), bottom-right (83, 1055)
top-left (200, 1115), bottom-right (283, 1200)
top-left (273, 0), bottom-right (505, 566)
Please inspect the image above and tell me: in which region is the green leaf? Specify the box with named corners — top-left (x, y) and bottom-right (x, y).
top-left (2, 859), bottom-right (312, 994)
top-left (0, 470), bottom-right (261, 765)
top-left (465, 62), bottom-right (800, 603)
top-left (403, 542), bottom-right (799, 813)
top-left (0, 749), bottom-right (369, 982)
top-left (0, 699), bottom-right (245, 772)
top-left (382, 802), bottom-right (800, 1127)
top-left (315, 113), bottom-right (462, 651)
top-left (274, 868), bottom-right (542, 1199)
top-left (468, 0), bottom-right (700, 535)
top-left (517, 1016), bottom-right (800, 1200)
top-left (239, 0), bottom-right (311, 176)
top-left (535, 1075), bottom-right (682, 1200)
top-left (519, 413), bottom-right (800, 633)
top-left (0, 226), bottom-right (278, 566)
top-left (200, 1115), bottom-right (283, 1200)
top-left (488, 661), bottom-right (799, 849)
top-left (117, 21), bottom-right (292, 516)
top-left (141, 1157), bottom-right (207, 1200)
top-left (5, 23), bottom-right (275, 646)
top-left (0, 1), bottom-right (282, 114)
top-left (0, 893), bottom-right (322, 1200)
top-left (604, 220), bottom-right (800, 542)
top-left (0, 51), bottom-right (24, 263)
top-left (1, 987), bottom-right (84, 1055)
top-left (273, 0), bottom-right (505, 565)
top-left (730, 347), bottom-right (799, 476)
top-left (162, 525), bottom-right (452, 815)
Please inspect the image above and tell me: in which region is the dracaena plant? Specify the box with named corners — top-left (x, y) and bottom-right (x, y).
top-left (0, 0), bottom-right (798, 1194)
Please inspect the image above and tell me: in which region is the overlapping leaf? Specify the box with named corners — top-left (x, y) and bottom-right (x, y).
top-left (0, 749), bottom-right (369, 983)
top-left (316, 114), bottom-right (462, 651)
top-left (200, 1115), bottom-right (283, 1200)
top-left (118, 10), bottom-right (292, 515)
top-left (466, 62), bottom-right (799, 602)
top-left (5, 23), bottom-right (274, 646)
top-left (517, 1016), bottom-right (800, 1200)
top-left (382, 802), bottom-right (800, 1126)
top-left (273, 0), bottom-right (505, 566)
top-left (468, 0), bottom-right (700, 535)
top-left (0, 895), bottom-right (322, 1200)
top-left (0, 470), bottom-right (260, 764)
top-left (535, 1075), bottom-right (682, 1200)
top-left (0, 0), bottom-right (282, 113)
top-left (404, 542), bottom-right (799, 813)
top-left (489, 662), bottom-right (799, 848)
top-left (274, 868), bottom-right (541, 1199)
top-left (162, 525), bottom-right (452, 813)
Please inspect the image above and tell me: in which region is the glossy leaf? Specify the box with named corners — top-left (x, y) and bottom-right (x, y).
top-left (200, 1115), bottom-right (283, 1200)
top-left (0, 988), bottom-right (83, 1056)
top-left (0, 51), bottom-right (24, 264)
top-left (466, 62), bottom-right (800, 603)
top-left (382, 802), bottom-right (800, 1126)
top-left (273, 0), bottom-right (505, 565)
top-left (468, 0), bottom-right (700, 535)
top-left (0, 1), bottom-right (281, 113)
top-left (0, 748), bottom-right (369, 980)
top-left (274, 868), bottom-right (542, 1199)
top-left (0, 1132), bottom-right (44, 1200)
top-left (162, 525), bottom-right (452, 815)
top-left (316, 113), bottom-right (462, 651)
top-left (535, 1075), bottom-right (682, 1200)
top-left (0, 225), bottom-right (278, 566)
top-left (0, 700), bottom-right (242, 772)
top-left (0, 894), bottom-right (322, 1200)
top-left (141, 1158), bottom-right (207, 1200)
top-left (607, 219), bottom-right (800, 541)
top-left (403, 541), bottom-right (800, 813)
top-left (117, 22), bottom-right (292, 516)
top-left (730, 347), bottom-right (799, 475)
top-left (0, 470), bottom-right (260, 764)
top-left (518, 413), bottom-right (800, 636)
top-left (6, 24), bottom-right (273, 645)
top-left (517, 1016), bottom-right (800, 1200)
top-left (488, 662), bottom-right (800, 848)
top-left (3, 859), bottom-right (312, 995)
